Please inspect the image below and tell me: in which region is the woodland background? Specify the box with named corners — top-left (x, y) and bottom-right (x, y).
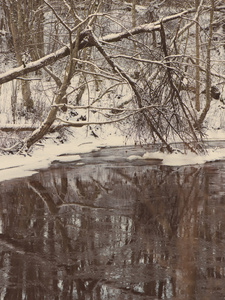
top-left (0, 0), bottom-right (225, 153)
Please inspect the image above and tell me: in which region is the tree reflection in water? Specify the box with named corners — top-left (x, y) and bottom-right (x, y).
top-left (0, 160), bottom-right (225, 299)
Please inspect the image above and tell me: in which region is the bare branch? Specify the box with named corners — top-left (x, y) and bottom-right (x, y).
top-left (88, 30), bottom-right (143, 107)
top-left (55, 104), bottom-right (159, 127)
top-left (77, 69), bottom-right (123, 82)
top-left (43, 0), bottom-right (72, 33)
top-left (15, 77), bottom-right (41, 81)
top-left (0, 9), bottom-right (199, 85)
top-left (53, 104), bottom-right (158, 111)
top-left (73, 57), bottom-right (123, 80)
top-left (55, 113), bottom-right (135, 127)
top-left (175, 0), bottom-right (204, 39)
top-left (43, 67), bottom-right (62, 87)
top-left (101, 8), bottom-right (196, 43)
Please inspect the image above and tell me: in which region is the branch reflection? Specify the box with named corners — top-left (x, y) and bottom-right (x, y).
top-left (0, 160), bottom-right (224, 299)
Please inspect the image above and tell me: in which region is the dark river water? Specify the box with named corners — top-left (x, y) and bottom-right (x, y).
top-left (0, 146), bottom-right (225, 300)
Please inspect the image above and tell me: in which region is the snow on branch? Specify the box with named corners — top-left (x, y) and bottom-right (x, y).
top-left (0, 124), bottom-right (38, 132)
top-left (0, 8), bottom-right (198, 85)
top-left (52, 104), bottom-right (158, 112)
top-left (101, 8), bottom-right (195, 43)
top-left (55, 105), bottom-right (159, 128)
top-left (0, 28), bottom-right (89, 85)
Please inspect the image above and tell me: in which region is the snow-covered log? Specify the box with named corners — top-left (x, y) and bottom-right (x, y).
top-left (0, 9), bottom-right (197, 85)
top-left (0, 124), bottom-right (37, 132)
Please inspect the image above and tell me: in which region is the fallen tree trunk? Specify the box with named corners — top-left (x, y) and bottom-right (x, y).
top-left (0, 8), bottom-right (197, 85)
top-left (0, 125), bottom-right (38, 132)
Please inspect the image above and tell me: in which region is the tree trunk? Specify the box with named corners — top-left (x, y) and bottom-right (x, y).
top-left (195, 0), bottom-right (214, 128)
top-left (26, 26), bottom-right (82, 149)
top-left (5, 0), bottom-right (34, 110)
top-left (195, 0), bottom-right (200, 111)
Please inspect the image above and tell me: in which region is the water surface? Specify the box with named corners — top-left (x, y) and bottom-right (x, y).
top-left (0, 146), bottom-right (225, 299)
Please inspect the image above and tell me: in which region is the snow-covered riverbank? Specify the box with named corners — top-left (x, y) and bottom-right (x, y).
top-left (1, 126), bottom-right (225, 183)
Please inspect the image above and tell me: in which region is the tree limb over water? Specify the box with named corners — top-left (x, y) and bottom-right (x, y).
top-left (0, 2), bottom-right (224, 154)
top-left (0, 9), bottom-right (197, 85)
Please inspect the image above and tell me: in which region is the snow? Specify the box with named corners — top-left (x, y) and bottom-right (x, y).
top-left (1, 126), bottom-right (225, 182)
top-left (127, 146), bottom-right (225, 166)
top-left (1, 79), bottom-right (225, 183)
top-left (0, 128), bottom-right (130, 182)
top-left (1, 5), bottom-right (225, 183)
top-left (1, 96), bottom-right (225, 183)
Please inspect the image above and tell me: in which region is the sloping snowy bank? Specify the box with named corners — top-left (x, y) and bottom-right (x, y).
top-left (1, 127), bottom-right (225, 183)
top-left (0, 131), bottom-right (127, 182)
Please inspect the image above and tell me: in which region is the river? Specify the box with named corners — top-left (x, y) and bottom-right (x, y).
top-left (0, 146), bottom-right (225, 299)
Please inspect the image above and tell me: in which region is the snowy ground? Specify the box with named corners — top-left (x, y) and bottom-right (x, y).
top-left (1, 74), bottom-right (225, 183)
top-left (1, 1), bottom-right (225, 183)
top-left (1, 123), bottom-right (225, 183)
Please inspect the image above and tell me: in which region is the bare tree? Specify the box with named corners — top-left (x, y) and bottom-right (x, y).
top-left (195, 0), bottom-right (215, 128)
top-left (2, 0), bottom-right (46, 110)
top-left (0, 0), bottom-right (224, 154)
